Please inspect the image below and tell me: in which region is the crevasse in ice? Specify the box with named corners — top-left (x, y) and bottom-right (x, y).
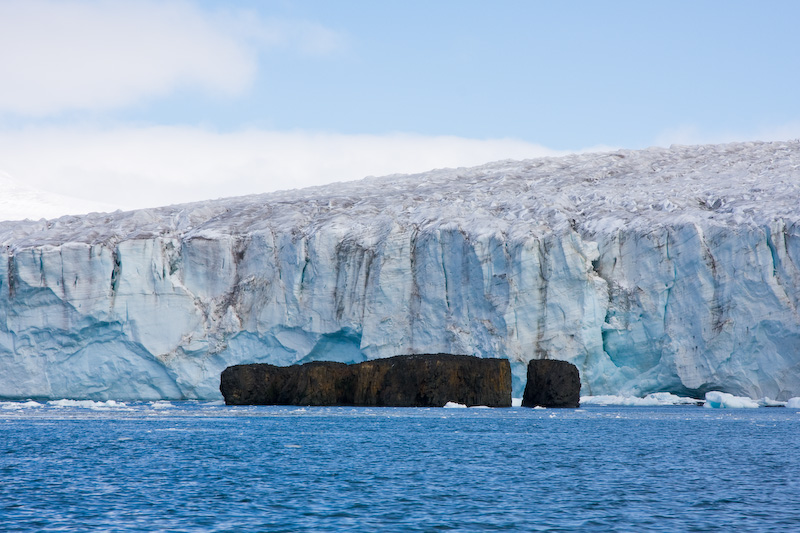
top-left (2, 140), bottom-right (800, 400)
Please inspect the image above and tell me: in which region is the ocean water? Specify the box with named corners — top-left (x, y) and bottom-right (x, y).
top-left (1, 401), bottom-right (799, 532)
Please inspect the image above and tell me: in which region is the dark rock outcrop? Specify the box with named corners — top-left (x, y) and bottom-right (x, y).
top-left (522, 359), bottom-right (580, 408)
top-left (220, 354), bottom-right (512, 407)
top-left (220, 361), bottom-right (354, 406)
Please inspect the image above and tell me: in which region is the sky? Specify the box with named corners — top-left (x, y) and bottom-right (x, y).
top-left (1, 0), bottom-right (799, 219)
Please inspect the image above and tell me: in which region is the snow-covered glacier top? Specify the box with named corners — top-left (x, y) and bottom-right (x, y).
top-left (3, 140), bottom-right (798, 246)
top-left (2, 140), bottom-right (800, 401)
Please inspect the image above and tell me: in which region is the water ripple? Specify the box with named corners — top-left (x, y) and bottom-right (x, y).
top-left (1, 404), bottom-right (799, 531)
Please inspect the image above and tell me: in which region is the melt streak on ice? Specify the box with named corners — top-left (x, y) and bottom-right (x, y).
top-left (2, 141), bottom-right (800, 400)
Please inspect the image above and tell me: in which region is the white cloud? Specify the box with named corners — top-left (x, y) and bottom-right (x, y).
top-left (0, 171), bottom-right (117, 221)
top-left (653, 122), bottom-right (800, 148)
top-left (0, 126), bottom-right (583, 218)
top-left (0, 0), bottom-right (345, 116)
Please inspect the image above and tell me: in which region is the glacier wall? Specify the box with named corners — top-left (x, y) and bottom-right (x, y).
top-left (2, 141), bottom-right (800, 400)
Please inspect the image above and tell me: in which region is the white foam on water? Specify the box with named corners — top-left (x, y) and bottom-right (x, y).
top-left (443, 402), bottom-right (467, 409)
top-left (581, 393), bottom-right (699, 406)
top-left (703, 391), bottom-right (759, 409)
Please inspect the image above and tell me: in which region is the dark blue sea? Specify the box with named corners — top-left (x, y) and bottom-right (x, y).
top-left (1, 401), bottom-right (799, 532)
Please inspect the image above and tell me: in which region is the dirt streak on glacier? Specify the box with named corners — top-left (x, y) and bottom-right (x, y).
top-left (1, 140), bottom-right (800, 400)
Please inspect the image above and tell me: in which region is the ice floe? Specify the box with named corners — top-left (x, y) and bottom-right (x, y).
top-left (703, 392), bottom-right (759, 409)
top-left (581, 393), bottom-right (700, 406)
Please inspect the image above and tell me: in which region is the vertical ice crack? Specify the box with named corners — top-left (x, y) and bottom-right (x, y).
top-left (535, 237), bottom-right (548, 359)
top-left (765, 223), bottom-right (781, 279)
top-left (764, 221), bottom-right (799, 314)
top-left (698, 227), bottom-right (724, 335)
top-left (360, 247), bottom-right (375, 323)
top-left (663, 228), bottom-right (675, 330)
top-left (588, 232), bottom-right (615, 363)
top-left (109, 246), bottom-right (121, 308)
top-left (440, 231), bottom-right (451, 311)
top-left (409, 226), bottom-right (421, 347)
top-left (6, 250), bottom-right (16, 299)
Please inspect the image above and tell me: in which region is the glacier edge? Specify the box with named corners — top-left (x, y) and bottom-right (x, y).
top-left (2, 140), bottom-right (800, 400)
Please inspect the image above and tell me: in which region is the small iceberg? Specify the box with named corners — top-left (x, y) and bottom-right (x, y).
top-left (580, 392), bottom-right (699, 406)
top-left (757, 397), bottom-right (787, 407)
top-left (703, 391), bottom-right (759, 409)
top-left (149, 401), bottom-right (177, 409)
top-left (47, 399), bottom-right (130, 410)
top-left (787, 398), bottom-right (800, 409)
top-left (442, 402), bottom-right (491, 409)
top-left (0, 400), bottom-right (44, 410)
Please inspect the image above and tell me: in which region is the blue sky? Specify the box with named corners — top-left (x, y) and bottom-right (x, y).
top-left (183, 0), bottom-right (800, 148)
top-left (1, 0), bottom-right (798, 216)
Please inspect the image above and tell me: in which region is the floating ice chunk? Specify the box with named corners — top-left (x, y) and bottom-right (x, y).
top-left (757, 397), bottom-right (787, 407)
top-left (150, 401), bottom-right (176, 409)
top-left (48, 399), bottom-right (129, 410)
top-left (646, 392), bottom-right (701, 405)
top-left (580, 395), bottom-right (622, 405)
top-left (443, 401), bottom-right (467, 408)
top-left (703, 391), bottom-right (759, 409)
top-left (0, 400), bottom-right (43, 410)
top-left (511, 398), bottom-right (522, 407)
top-left (581, 393), bottom-right (699, 406)
top-left (49, 399), bottom-right (94, 408)
top-left (787, 398), bottom-right (800, 408)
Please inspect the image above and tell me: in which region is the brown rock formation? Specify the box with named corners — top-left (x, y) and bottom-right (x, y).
top-left (220, 354), bottom-right (512, 407)
top-left (522, 359), bottom-right (580, 408)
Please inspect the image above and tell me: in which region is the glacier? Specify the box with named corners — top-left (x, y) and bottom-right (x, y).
top-left (2, 140), bottom-right (800, 401)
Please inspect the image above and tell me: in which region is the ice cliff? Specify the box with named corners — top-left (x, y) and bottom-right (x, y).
top-left (2, 140), bottom-right (800, 400)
